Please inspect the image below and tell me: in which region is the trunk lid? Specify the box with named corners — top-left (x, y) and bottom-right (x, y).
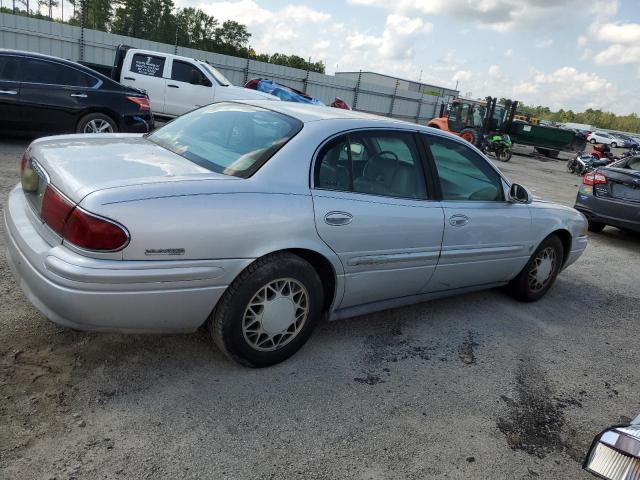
top-left (25, 134), bottom-right (234, 203)
top-left (600, 166), bottom-right (640, 203)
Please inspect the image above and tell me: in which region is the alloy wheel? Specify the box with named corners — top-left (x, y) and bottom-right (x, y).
top-left (84, 119), bottom-right (114, 133)
top-left (242, 278), bottom-right (309, 352)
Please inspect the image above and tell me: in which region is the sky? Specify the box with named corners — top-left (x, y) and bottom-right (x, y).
top-left (169, 0), bottom-right (640, 115)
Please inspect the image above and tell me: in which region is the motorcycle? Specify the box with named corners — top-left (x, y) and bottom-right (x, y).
top-left (481, 133), bottom-right (513, 162)
top-left (567, 149), bottom-right (614, 175)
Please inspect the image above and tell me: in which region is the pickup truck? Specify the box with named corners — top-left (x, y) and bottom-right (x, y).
top-left (111, 46), bottom-right (277, 118)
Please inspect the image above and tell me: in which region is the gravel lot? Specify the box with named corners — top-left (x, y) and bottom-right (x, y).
top-left (1, 139), bottom-right (638, 480)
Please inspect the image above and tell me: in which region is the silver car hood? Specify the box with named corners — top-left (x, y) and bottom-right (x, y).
top-left (28, 134), bottom-right (233, 203)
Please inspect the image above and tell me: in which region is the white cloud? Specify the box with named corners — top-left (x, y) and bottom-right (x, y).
top-left (452, 70), bottom-right (472, 82)
top-left (577, 35), bottom-right (588, 47)
top-left (488, 65), bottom-right (501, 77)
top-left (593, 44), bottom-right (640, 66)
top-left (348, 0), bottom-right (587, 32)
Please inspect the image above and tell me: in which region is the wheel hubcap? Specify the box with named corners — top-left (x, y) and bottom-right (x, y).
top-left (242, 278), bottom-right (309, 352)
top-left (528, 247), bottom-right (557, 292)
top-left (84, 119), bottom-right (113, 133)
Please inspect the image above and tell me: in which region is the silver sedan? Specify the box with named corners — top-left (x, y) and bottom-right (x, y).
top-left (4, 101), bottom-right (588, 366)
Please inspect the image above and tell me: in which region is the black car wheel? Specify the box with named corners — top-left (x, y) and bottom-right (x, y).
top-left (588, 220), bottom-right (606, 233)
top-left (507, 235), bottom-right (564, 302)
top-left (209, 252), bottom-right (324, 367)
top-left (590, 138), bottom-right (596, 144)
top-left (77, 113), bottom-right (117, 134)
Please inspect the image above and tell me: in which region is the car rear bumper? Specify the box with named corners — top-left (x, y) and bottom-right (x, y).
top-left (121, 113), bottom-right (154, 133)
top-left (4, 185), bottom-right (252, 333)
top-left (574, 191), bottom-right (640, 233)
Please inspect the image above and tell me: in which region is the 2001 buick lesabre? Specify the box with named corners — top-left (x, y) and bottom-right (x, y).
top-left (4, 101), bottom-right (588, 366)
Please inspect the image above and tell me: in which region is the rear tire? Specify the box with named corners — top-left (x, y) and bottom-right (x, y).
top-left (507, 235), bottom-right (564, 302)
top-left (590, 138), bottom-right (596, 144)
top-left (588, 220), bottom-right (606, 233)
top-left (209, 252), bottom-right (324, 367)
top-left (611, 142), bottom-right (617, 148)
top-left (76, 112), bottom-right (117, 134)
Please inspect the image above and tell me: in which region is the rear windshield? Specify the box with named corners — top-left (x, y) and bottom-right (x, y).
top-left (147, 103), bottom-right (303, 178)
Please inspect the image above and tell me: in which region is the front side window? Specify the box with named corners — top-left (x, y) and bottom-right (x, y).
top-left (171, 61), bottom-right (209, 85)
top-left (315, 131), bottom-right (427, 200)
top-left (21, 59), bottom-right (97, 87)
top-left (131, 54), bottom-right (165, 77)
top-left (147, 102), bottom-right (303, 178)
top-left (0, 55), bottom-right (20, 81)
top-left (425, 134), bottom-right (504, 201)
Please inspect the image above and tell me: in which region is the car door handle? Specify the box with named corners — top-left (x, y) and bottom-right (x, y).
top-left (324, 211), bottom-right (353, 226)
top-left (0, 90), bottom-right (17, 95)
top-left (70, 93), bottom-right (87, 98)
top-left (168, 84), bottom-right (179, 88)
top-left (449, 214), bottom-right (469, 227)
top-left (123, 77), bottom-right (135, 81)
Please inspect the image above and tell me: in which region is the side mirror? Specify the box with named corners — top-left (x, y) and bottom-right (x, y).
top-left (584, 424), bottom-right (640, 479)
top-left (508, 183), bottom-right (532, 204)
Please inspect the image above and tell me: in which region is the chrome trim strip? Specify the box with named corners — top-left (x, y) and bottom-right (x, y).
top-left (348, 250), bottom-right (440, 266)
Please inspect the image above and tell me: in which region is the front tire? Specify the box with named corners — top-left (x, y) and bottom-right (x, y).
top-left (209, 252), bottom-right (324, 367)
top-left (590, 138), bottom-right (596, 144)
top-left (76, 112), bottom-right (117, 134)
top-left (507, 235), bottom-right (564, 302)
top-left (611, 142), bottom-right (617, 148)
top-left (459, 128), bottom-right (480, 146)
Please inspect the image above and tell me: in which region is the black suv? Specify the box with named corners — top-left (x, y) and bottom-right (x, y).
top-left (0, 49), bottom-right (153, 136)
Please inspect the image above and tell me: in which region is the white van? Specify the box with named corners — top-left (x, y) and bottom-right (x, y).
top-left (112, 46), bottom-right (278, 118)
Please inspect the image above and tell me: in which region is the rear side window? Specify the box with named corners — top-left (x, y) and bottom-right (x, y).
top-left (0, 55), bottom-right (19, 81)
top-left (171, 61), bottom-right (209, 85)
top-left (148, 102), bottom-right (303, 178)
top-left (315, 131), bottom-right (427, 200)
top-left (21, 59), bottom-right (97, 87)
top-left (130, 54), bottom-right (165, 77)
top-left (425, 134), bottom-right (504, 201)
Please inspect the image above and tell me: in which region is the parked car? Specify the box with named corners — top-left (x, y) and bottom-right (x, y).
top-left (574, 155), bottom-right (640, 233)
top-left (587, 131), bottom-right (621, 147)
top-left (112, 46), bottom-right (278, 118)
top-left (614, 133), bottom-right (639, 148)
top-left (0, 49), bottom-right (153, 135)
top-left (584, 413), bottom-right (640, 479)
top-left (4, 101), bottom-right (588, 367)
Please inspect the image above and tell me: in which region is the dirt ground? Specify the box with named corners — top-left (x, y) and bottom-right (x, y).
top-left (0, 139), bottom-right (638, 480)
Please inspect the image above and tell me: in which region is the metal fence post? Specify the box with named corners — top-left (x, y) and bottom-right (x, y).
top-left (415, 95), bottom-right (423, 124)
top-left (388, 79), bottom-right (399, 118)
top-left (243, 57), bottom-right (250, 84)
top-left (303, 69), bottom-right (309, 93)
top-left (353, 70), bottom-right (362, 111)
top-left (79, 0), bottom-right (86, 62)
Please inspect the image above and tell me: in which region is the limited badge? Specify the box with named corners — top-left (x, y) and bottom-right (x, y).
top-left (145, 248), bottom-right (185, 256)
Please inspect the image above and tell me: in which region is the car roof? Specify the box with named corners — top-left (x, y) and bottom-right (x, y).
top-left (233, 99), bottom-right (413, 126)
top-left (0, 48), bottom-right (83, 67)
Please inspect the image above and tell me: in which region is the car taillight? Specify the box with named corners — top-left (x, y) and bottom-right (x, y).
top-left (41, 185), bottom-right (129, 251)
top-left (127, 96), bottom-right (150, 111)
top-left (41, 186), bottom-right (74, 236)
top-left (583, 172), bottom-right (607, 185)
top-left (63, 208), bottom-right (129, 251)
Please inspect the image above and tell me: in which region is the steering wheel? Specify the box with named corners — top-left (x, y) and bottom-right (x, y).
top-left (368, 150), bottom-right (399, 163)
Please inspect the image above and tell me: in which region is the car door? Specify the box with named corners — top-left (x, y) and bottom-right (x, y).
top-left (122, 52), bottom-right (168, 115)
top-left (0, 54), bottom-right (22, 131)
top-left (421, 133), bottom-right (533, 292)
top-left (164, 59), bottom-right (213, 117)
top-left (18, 57), bottom-right (101, 133)
top-left (312, 130), bottom-right (445, 309)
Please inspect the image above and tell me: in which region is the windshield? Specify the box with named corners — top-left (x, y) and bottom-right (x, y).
top-left (147, 103), bottom-right (302, 178)
top-left (200, 63), bottom-right (231, 86)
